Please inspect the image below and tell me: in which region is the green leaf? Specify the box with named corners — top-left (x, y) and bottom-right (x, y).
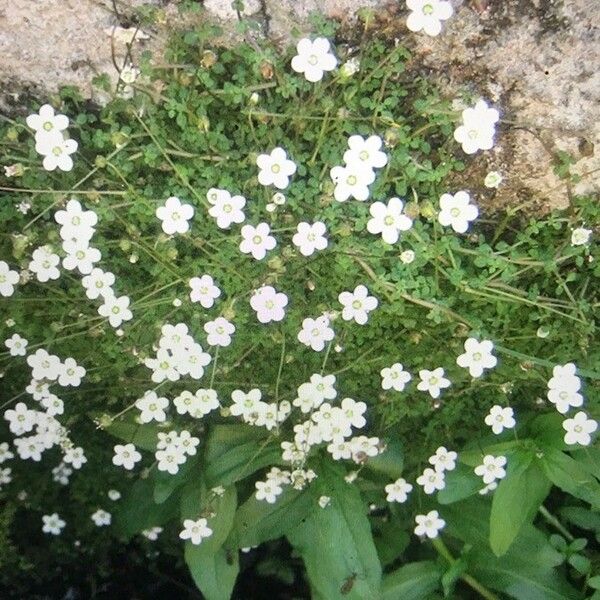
top-left (559, 506), bottom-right (600, 533)
top-left (541, 449), bottom-right (600, 510)
top-left (154, 456), bottom-right (198, 504)
top-left (373, 520), bottom-right (410, 567)
top-left (489, 452), bottom-right (551, 556)
top-left (441, 556), bottom-right (467, 597)
top-left (203, 424), bottom-right (281, 487)
top-left (94, 414), bottom-right (160, 451)
top-left (364, 437), bottom-right (404, 479)
top-left (181, 482), bottom-right (239, 600)
top-left (231, 486), bottom-right (313, 548)
top-left (113, 475), bottom-right (179, 539)
top-left (567, 553), bottom-right (590, 575)
top-left (382, 561), bottom-right (442, 600)
top-left (437, 464), bottom-right (482, 504)
top-left (286, 461), bottom-right (382, 600)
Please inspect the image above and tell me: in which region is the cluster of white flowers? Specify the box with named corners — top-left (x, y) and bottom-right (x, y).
top-left (230, 389), bottom-right (290, 432)
top-left (26, 104), bottom-right (77, 171)
top-left (174, 388), bottom-right (220, 418)
top-left (331, 135), bottom-right (387, 202)
top-left (453, 100), bottom-right (499, 155)
top-left (416, 446), bottom-right (457, 494)
top-left (144, 323), bottom-right (211, 383)
top-left (154, 430), bottom-right (200, 475)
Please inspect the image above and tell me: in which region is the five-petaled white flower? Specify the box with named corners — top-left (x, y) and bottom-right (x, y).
top-left (256, 148), bottom-right (297, 190)
top-left (180, 518), bottom-right (213, 545)
top-left (0, 261), bottom-right (19, 297)
top-left (240, 223), bottom-right (277, 260)
top-left (406, 0), bottom-right (453, 37)
top-left (571, 228), bottom-right (592, 247)
top-left (35, 135), bottom-right (78, 172)
top-left (112, 443), bottom-right (142, 470)
top-left (62, 240), bottom-right (101, 275)
top-left (230, 388), bottom-right (263, 418)
top-left (255, 480), bottom-right (283, 503)
top-left (54, 199), bottom-right (97, 242)
top-left (484, 405), bottom-right (516, 434)
top-left (207, 188), bottom-right (246, 229)
top-left (58, 357), bottom-right (86, 387)
top-left (98, 295), bottom-right (133, 328)
top-left (416, 467), bottom-right (446, 494)
top-left (91, 509), bottom-right (111, 527)
top-left (27, 104), bottom-right (69, 140)
top-left (135, 391), bottom-right (169, 423)
top-left (562, 411), bottom-right (597, 446)
top-left (250, 285), bottom-right (288, 323)
top-left (292, 222), bottom-right (328, 257)
top-left (385, 477), bottom-right (413, 503)
top-left (29, 246), bottom-right (61, 282)
top-left (27, 349), bottom-right (62, 381)
top-left (82, 268), bottom-right (115, 300)
top-left (417, 368), bottom-right (451, 399)
top-left (438, 191), bottom-right (478, 233)
top-left (156, 196), bottom-right (194, 235)
top-left (297, 315), bottom-right (335, 351)
top-left (367, 197), bottom-right (413, 244)
top-left (474, 455), bottom-right (507, 484)
top-left (189, 275), bottom-right (221, 308)
top-left (42, 513), bottom-right (66, 535)
top-left (330, 164), bottom-right (375, 202)
top-left (456, 338), bottom-right (497, 377)
top-left (338, 285), bottom-right (378, 325)
top-left (5, 333), bottom-right (28, 357)
top-left (414, 510), bottom-right (445, 539)
top-left (428, 446), bottom-right (458, 472)
top-left (547, 363), bottom-right (583, 414)
top-left (291, 38), bottom-right (337, 83)
top-left (453, 100), bottom-right (499, 154)
top-left (381, 363), bottom-right (412, 392)
top-left (204, 317), bottom-right (235, 347)
top-left (343, 134), bottom-right (388, 171)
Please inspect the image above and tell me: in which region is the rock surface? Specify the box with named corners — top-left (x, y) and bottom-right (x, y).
top-left (0, 0), bottom-right (598, 211)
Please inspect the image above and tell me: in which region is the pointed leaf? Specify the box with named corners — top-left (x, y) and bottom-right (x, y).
top-left (382, 561), bottom-right (442, 600)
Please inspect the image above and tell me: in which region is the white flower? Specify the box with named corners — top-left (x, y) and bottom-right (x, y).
top-left (474, 455), bottom-right (507, 484)
top-left (189, 275), bottom-right (221, 308)
top-left (406, 0), bottom-right (453, 36)
top-left (428, 446), bottom-right (458, 472)
top-left (0, 442), bottom-right (14, 464)
top-left (119, 64), bottom-right (140, 85)
top-left (4, 402), bottom-right (36, 435)
top-left (108, 489), bottom-right (121, 501)
top-left (438, 191), bottom-right (478, 233)
top-left (571, 228), bottom-right (592, 247)
top-left (230, 388), bottom-right (263, 419)
top-left (81, 268), bottom-right (115, 300)
top-left (192, 389), bottom-right (220, 418)
top-left (484, 171), bottom-right (503, 188)
top-left (547, 363), bottom-right (583, 414)
top-left (29, 246), bottom-right (61, 282)
top-left (562, 412), bottom-right (597, 446)
top-left (484, 406), bottom-right (516, 434)
top-left (340, 397), bottom-right (367, 429)
top-left (17, 201), bottom-right (31, 214)
top-left (207, 188), bottom-right (246, 229)
top-left (310, 373), bottom-right (337, 401)
top-left (156, 196), bottom-right (194, 235)
top-left (146, 348), bottom-right (179, 383)
top-left (256, 147), bottom-right (297, 189)
top-left (136, 391), bottom-right (169, 423)
top-left (380, 363), bottom-right (412, 392)
top-left (42, 513), bottom-right (66, 535)
top-left (318, 495), bottom-right (331, 508)
top-left (204, 317), bottom-right (235, 347)
top-left (54, 199), bottom-right (97, 242)
top-left (416, 467), bottom-right (446, 494)
top-left (385, 478), bottom-right (413, 503)
top-left (62, 240), bottom-right (101, 275)
top-left (35, 134), bottom-right (78, 171)
top-left (293, 382), bottom-right (324, 413)
top-left (297, 315), bottom-right (335, 351)
top-left (57, 357), bottom-right (86, 387)
top-left (417, 368), bottom-right (451, 399)
top-left (0, 261), bottom-right (20, 297)
top-left (142, 526), bottom-right (163, 541)
top-left (5, 333), bottom-right (28, 357)
top-left (112, 443), bottom-right (142, 470)
top-left (91, 509), bottom-right (111, 527)
top-left (52, 463), bottom-right (72, 485)
top-left (456, 338), bottom-right (497, 377)
top-left (292, 221), bottom-right (328, 256)
top-left (0, 467), bottom-right (12, 489)
top-left (367, 197), bottom-right (413, 244)
top-left (27, 104), bottom-right (69, 140)
top-left (26, 379), bottom-right (51, 400)
top-left (338, 285), bottom-right (378, 325)
top-left (27, 349), bottom-right (62, 381)
top-left (176, 343), bottom-right (211, 380)
top-left (479, 481), bottom-right (498, 495)
top-left (343, 135), bottom-right (388, 170)
top-left (240, 223), bottom-right (277, 260)
top-left (330, 164), bottom-right (375, 202)
top-left (340, 57), bottom-right (360, 78)
top-left (63, 446), bottom-right (87, 469)
top-left (453, 100), bottom-right (499, 154)
top-left (156, 446), bottom-right (186, 474)
top-left (250, 285), bottom-right (288, 323)
top-left (98, 295), bottom-right (133, 328)
top-left (180, 518), bottom-right (213, 545)
top-left (414, 510), bottom-right (445, 539)
top-left (291, 37), bottom-right (337, 82)
top-left (255, 480), bottom-right (283, 503)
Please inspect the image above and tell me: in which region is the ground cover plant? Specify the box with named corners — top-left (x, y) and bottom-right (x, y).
top-left (0, 3), bottom-right (599, 599)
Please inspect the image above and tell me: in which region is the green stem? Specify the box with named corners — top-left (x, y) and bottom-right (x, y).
top-left (539, 505), bottom-right (574, 542)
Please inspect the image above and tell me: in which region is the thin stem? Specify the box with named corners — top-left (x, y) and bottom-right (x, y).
top-left (210, 346), bottom-right (220, 390)
top-left (539, 505), bottom-right (574, 542)
top-left (274, 334), bottom-right (286, 403)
